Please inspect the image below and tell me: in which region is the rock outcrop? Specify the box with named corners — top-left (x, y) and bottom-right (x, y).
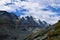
top-left (0, 11), bottom-right (20, 40)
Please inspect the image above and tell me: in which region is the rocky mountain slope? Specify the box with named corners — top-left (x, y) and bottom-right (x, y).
top-left (0, 11), bottom-right (49, 40)
top-left (0, 11), bottom-right (20, 40)
top-left (24, 20), bottom-right (60, 40)
top-left (46, 20), bottom-right (60, 40)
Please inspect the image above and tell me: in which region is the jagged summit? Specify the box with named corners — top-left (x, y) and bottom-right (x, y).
top-left (20, 16), bottom-right (49, 26)
top-left (19, 15), bottom-right (49, 32)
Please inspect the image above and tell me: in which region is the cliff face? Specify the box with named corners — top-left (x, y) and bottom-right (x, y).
top-left (0, 11), bottom-right (20, 40)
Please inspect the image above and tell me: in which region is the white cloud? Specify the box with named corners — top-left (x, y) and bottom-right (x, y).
top-left (0, 0), bottom-right (60, 24)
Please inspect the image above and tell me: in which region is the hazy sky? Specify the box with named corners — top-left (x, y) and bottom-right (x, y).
top-left (0, 0), bottom-right (60, 24)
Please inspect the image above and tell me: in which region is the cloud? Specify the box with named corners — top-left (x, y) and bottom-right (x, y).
top-left (0, 0), bottom-right (60, 24)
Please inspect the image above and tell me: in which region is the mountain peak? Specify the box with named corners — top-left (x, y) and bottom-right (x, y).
top-left (19, 16), bottom-right (49, 31)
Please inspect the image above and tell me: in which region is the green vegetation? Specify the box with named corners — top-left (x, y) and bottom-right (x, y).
top-left (47, 20), bottom-right (60, 40)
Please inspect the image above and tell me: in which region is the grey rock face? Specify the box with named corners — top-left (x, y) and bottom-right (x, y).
top-left (0, 11), bottom-right (49, 40)
top-left (0, 11), bottom-right (19, 40)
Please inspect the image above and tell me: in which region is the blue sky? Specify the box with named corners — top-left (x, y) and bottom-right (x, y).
top-left (0, 0), bottom-right (60, 24)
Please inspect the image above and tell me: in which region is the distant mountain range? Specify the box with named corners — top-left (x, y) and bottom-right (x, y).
top-left (19, 15), bottom-right (49, 31)
top-left (0, 11), bottom-right (55, 40)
